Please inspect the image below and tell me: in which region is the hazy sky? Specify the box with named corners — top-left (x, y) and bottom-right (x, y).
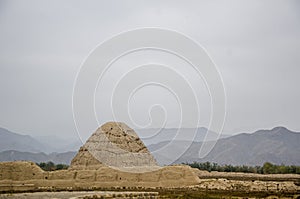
top-left (0, 0), bottom-right (300, 139)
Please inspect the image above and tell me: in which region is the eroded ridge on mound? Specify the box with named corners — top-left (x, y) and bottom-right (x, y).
top-left (70, 122), bottom-right (158, 170)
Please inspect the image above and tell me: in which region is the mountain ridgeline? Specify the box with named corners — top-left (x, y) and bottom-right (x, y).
top-left (0, 127), bottom-right (46, 153)
top-left (154, 126), bottom-right (300, 166)
top-left (0, 126), bottom-right (299, 166)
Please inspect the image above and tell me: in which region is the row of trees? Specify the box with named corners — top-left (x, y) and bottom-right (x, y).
top-left (185, 162), bottom-right (300, 174)
top-left (36, 161), bottom-right (300, 174)
top-left (36, 161), bottom-right (69, 171)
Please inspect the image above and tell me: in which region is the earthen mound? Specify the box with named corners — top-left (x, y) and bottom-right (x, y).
top-left (70, 122), bottom-right (158, 171)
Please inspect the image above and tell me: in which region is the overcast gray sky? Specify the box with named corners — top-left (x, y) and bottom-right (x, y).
top-left (0, 0), bottom-right (300, 139)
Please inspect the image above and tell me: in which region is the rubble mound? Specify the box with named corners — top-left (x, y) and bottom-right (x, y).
top-left (70, 122), bottom-right (158, 170)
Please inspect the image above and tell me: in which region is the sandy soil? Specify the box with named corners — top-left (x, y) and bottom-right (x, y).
top-left (0, 191), bottom-right (159, 199)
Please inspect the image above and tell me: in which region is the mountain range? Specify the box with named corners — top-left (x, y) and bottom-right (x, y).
top-left (149, 126), bottom-right (300, 166)
top-left (0, 126), bottom-right (299, 166)
top-left (136, 127), bottom-right (229, 145)
top-left (0, 127), bottom-right (47, 153)
top-left (0, 150), bottom-right (76, 165)
top-left (0, 127), bottom-right (82, 153)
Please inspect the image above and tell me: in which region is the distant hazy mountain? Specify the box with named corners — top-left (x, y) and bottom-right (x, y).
top-left (149, 127), bottom-right (300, 166)
top-left (33, 135), bottom-right (82, 152)
top-left (199, 126), bottom-right (300, 166)
top-left (0, 126), bottom-right (226, 153)
top-left (0, 150), bottom-right (76, 164)
top-left (0, 128), bottom-right (50, 153)
top-left (0, 127), bottom-right (82, 153)
top-left (136, 127), bottom-right (228, 145)
top-left (1, 126), bottom-right (299, 166)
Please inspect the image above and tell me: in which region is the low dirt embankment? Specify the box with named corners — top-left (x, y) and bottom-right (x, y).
top-left (194, 169), bottom-right (300, 183)
top-left (191, 169), bottom-right (300, 193)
